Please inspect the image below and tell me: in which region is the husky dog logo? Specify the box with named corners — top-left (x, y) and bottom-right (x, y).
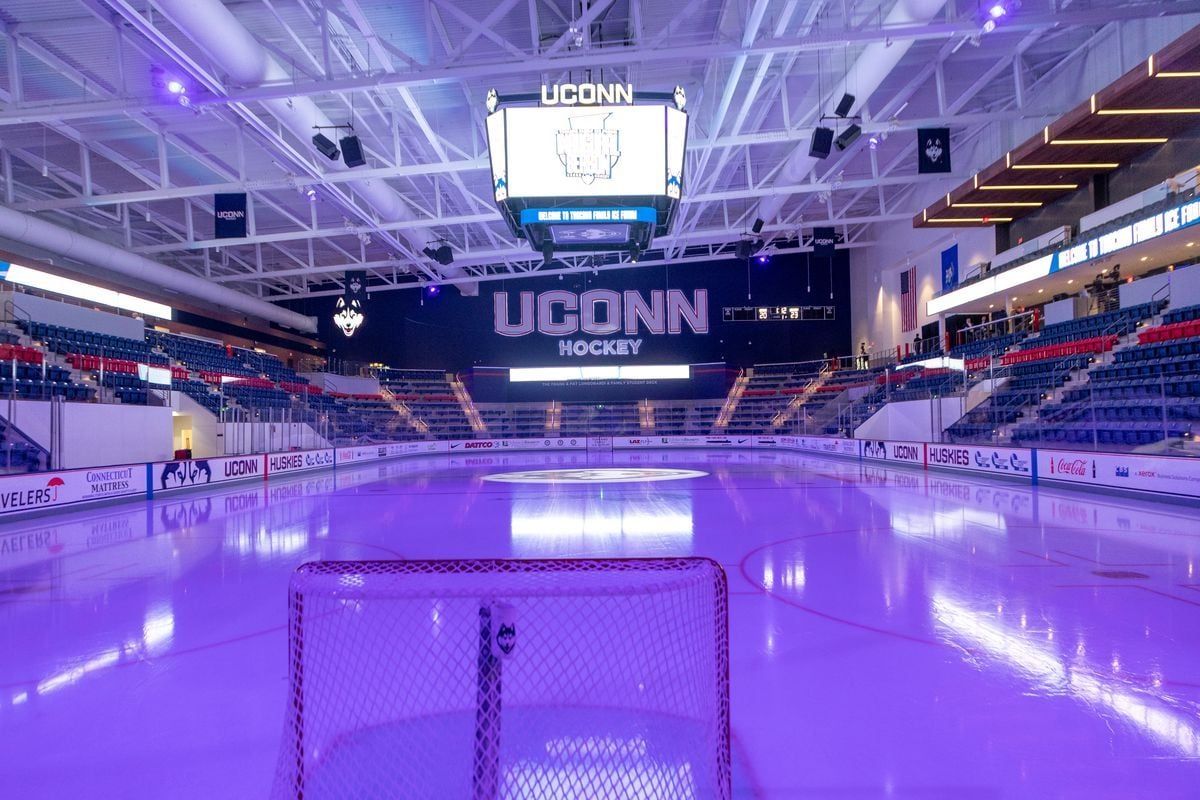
top-left (495, 623), bottom-right (516, 656)
top-left (348, 275), bottom-right (363, 294)
top-left (924, 137), bottom-right (944, 165)
top-left (160, 459), bottom-right (212, 490)
top-left (556, 112), bottom-right (621, 185)
top-left (333, 296), bottom-right (364, 337)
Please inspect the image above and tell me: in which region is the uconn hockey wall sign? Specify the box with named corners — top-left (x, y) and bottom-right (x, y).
top-left (493, 288), bottom-right (708, 358)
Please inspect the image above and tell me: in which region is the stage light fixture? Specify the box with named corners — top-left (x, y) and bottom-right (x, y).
top-left (485, 88), bottom-right (499, 114)
top-left (425, 284), bottom-right (440, 297)
top-left (312, 133), bottom-right (340, 161)
top-left (166, 80), bottom-right (186, 95)
top-left (988, 4), bottom-right (1007, 18)
top-left (835, 124), bottom-right (862, 151)
top-left (305, 187), bottom-right (317, 201)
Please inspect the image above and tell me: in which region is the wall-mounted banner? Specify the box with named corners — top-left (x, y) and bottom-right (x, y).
top-left (333, 269), bottom-right (367, 337)
top-left (941, 244), bottom-right (959, 292)
top-left (1038, 448), bottom-right (1200, 499)
top-left (917, 128), bottom-right (952, 174)
top-left (214, 193), bottom-right (248, 239)
top-left (812, 227), bottom-right (836, 257)
top-left (862, 440), bottom-right (926, 465)
top-left (493, 288), bottom-right (708, 359)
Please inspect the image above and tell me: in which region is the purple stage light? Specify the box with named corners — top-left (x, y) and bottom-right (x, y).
top-left (426, 285), bottom-right (441, 297)
top-left (988, 3), bottom-right (1007, 18)
top-left (166, 79), bottom-right (186, 95)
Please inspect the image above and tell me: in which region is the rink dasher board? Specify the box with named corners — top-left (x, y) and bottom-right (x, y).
top-left (2, 437), bottom-right (1199, 518)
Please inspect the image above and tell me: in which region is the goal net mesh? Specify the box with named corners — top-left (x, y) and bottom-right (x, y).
top-left (272, 558), bottom-right (729, 800)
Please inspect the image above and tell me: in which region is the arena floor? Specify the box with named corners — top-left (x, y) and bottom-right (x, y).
top-left (2, 449), bottom-right (1198, 798)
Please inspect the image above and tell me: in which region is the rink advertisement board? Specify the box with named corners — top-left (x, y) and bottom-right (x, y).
top-left (926, 444), bottom-right (1033, 478)
top-left (613, 435), bottom-right (742, 449)
top-left (860, 440), bottom-right (926, 466)
top-left (446, 438), bottom-right (583, 452)
top-left (0, 464), bottom-right (146, 517)
top-left (1038, 448), bottom-right (1200, 499)
top-left (266, 449), bottom-right (336, 477)
top-left (151, 455), bottom-right (265, 494)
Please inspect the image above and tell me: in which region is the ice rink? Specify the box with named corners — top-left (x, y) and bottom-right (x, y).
top-left (2, 449), bottom-right (1198, 799)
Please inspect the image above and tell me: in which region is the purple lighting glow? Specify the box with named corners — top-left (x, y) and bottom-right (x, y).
top-left (166, 79), bottom-right (186, 95)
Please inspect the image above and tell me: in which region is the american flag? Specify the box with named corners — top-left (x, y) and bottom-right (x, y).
top-left (900, 266), bottom-right (917, 332)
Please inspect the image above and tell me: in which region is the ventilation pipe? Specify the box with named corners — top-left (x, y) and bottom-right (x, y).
top-left (154, 0), bottom-right (477, 294)
top-left (754, 0), bottom-right (949, 226)
top-left (0, 204), bottom-right (318, 332)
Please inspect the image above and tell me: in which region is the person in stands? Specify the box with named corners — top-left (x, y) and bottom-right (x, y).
top-left (859, 342), bottom-right (869, 370)
top-left (912, 332), bottom-right (922, 356)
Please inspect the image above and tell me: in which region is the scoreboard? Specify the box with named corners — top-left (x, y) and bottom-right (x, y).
top-left (722, 306), bottom-right (836, 322)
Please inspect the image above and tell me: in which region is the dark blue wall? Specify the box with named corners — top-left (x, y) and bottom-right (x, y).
top-left (291, 251), bottom-right (851, 370)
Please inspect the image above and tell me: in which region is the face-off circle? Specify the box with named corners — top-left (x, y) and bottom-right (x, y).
top-left (483, 467), bottom-right (708, 484)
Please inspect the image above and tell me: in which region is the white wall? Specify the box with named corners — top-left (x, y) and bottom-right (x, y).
top-left (854, 397), bottom-right (966, 442)
top-left (6, 399), bottom-right (173, 467)
top-left (1119, 262), bottom-right (1200, 311)
top-left (8, 290), bottom-right (145, 339)
top-left (300, 372), bottom-right (382, 395)
top-left (219, 422), bottom-right (329, 455)
top-left (171, 392), bottom-right (220, 457)
top-left (850, 216), bottom-right (994, 354)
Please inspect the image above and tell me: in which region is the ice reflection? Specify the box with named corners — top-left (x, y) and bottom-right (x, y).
top-left (931, 593), bottom-right (1200, 757)
top-left (510, 493), bottom-right (693, 554)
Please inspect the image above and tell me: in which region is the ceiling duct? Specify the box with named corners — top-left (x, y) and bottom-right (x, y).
top-left (0, 204), bottom-right (317, 333)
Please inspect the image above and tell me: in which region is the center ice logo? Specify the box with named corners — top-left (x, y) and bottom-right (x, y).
top-left (556, 112), bottom-right (621, 185)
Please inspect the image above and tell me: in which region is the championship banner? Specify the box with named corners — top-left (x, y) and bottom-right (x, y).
top-left (214, 193), bottom-right (248, 238)
top-left (333, 270), bottom-right (367, 337)
top-left (941, 244), bottom-right (959, 292)
top-left (812, 227), bottom-right (836, 257)
top-left (917, 128), bottom-right (952, 174)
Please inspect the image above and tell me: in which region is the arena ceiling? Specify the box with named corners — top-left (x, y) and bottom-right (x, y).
top-left (1, 0), bottom-right (1198, 309)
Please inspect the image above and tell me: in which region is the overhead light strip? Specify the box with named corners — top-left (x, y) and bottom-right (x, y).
top-left (1050, 138), bottom-right (1167, 145)
top-left (1156, 71), bottom-right (1200, 78)
top-left (1097, 108), bottom-right (1200, 115)
top-left (952, 202), bottom-right (1042, 208)
top-left (980, 184), bottom-right (1077, 190)
top-left (1012, 163), bottom-right (1119, 170)
top-left (927, 217), bottom-right (1013, 224)
top-left (0, 262), bottom-right (173, 319)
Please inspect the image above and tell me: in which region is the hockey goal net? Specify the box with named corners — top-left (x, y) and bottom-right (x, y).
top-left (272, 558), bottom-right (729, 800)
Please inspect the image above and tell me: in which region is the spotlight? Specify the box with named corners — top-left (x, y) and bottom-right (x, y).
top-left (166, 80), bottom-right (186, 95)
top-left (869, 135), bottom-right (880, 150)
top-left (757, 253), bottom-right (771, 265)
top-left (835, 124), bottom-right (862, 151)
top-left (981, 19), bottom-right (997, 34)
top-left (425, 284), bottom-right (440, 298)
top-left (988, 3), bottom-right (1007, 18)
top-left (305, 187), bottom-right (317, 201)
top-left (312, 133), bottom-right (340, 161)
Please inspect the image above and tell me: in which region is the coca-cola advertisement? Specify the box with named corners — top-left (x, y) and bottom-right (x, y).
top-left (1037, 449), bottom-right (1200, 500)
